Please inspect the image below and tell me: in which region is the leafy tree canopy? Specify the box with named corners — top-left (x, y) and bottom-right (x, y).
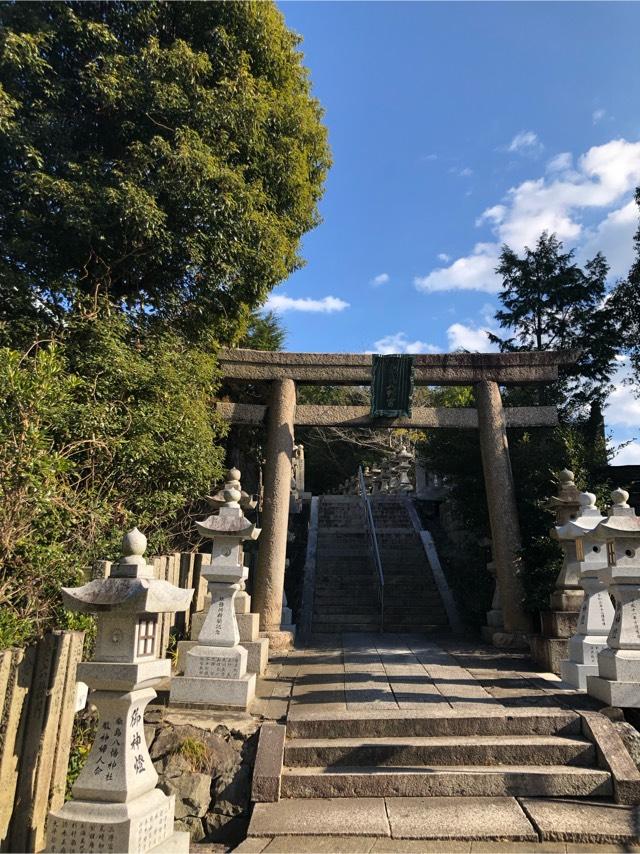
top-left (489, 232), bottom-right (619, 414)
top-left (0, 1), bottom-right (331, 343)
top-left (612, 189), bottom-right (640, 379)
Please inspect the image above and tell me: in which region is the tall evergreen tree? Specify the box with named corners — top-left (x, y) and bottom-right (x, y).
top-left (489, 232), bottom-right (619, 417)
top-left (611, 189), bottom-right (640, 379)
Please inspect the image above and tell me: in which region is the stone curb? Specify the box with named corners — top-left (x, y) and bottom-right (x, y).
top-left (252, 724), bottom-right (286, 803)
top-left (580, 711), bottom-right (640, 804)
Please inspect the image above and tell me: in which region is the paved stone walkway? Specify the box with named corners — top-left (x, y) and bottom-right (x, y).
top-left (253, 632), bottom-right (602, 720)
top-left (236, 634), bottom-right (640, 852)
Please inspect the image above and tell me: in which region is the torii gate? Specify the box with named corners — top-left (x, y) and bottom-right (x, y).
top-left (217, 348), bottom-right (577, 648)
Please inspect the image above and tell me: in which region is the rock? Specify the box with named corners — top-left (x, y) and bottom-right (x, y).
top-left (204, 810), bottom-right (250, 847)
top-left (162, 751), bottom-right (193, 778)
top-left (213, 764), bottom-right (251, 815)
top-left (175, 815), bottom-right (205, 842)
top-left (150, 723), bottom-right (239, 775)
top-left (160, 771), bottom-right (212, 818)
top-left (144, 707), bottom-right (165, 726)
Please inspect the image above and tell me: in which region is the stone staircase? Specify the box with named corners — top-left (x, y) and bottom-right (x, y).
top-left (312, 496), bottom-right (380, 634)
top-left (311, 494), bottom-right (451, 635)
top-left (371, 495), bottom-right (450, 634)
top-left (280, 710), bottom-right (612, 798)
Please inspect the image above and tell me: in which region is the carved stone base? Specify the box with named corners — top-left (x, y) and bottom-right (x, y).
top-left (170, 672), bottom-right (256, 709)
top-left (263, 628), bottom-right (295, 651)
top-left (490, 631), bottom-right (530, 650)
top-left (530, 634), bottom-right (569, 675)
top-left (549, 589), bottom-right (584, 612)
top-left (47, 788), bottom-right (176, 853)
top-left (587, 674), bottom-right (640, 708)
top-left (560, 659), bottom-right (598, 691)
top-left (540, 610), bottom-right (579, 639)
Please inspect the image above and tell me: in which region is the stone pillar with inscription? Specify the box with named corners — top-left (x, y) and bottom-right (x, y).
top-left (46, 529), bottom-right (193, 854)
top-left (530, 468), bottom-right (583, 673)
top-left (559, 492), bottom-right (614, 689)
top-left (588, 488), bottom-right (640, 707)
top-left (170, 470), bottom-right (258, 709)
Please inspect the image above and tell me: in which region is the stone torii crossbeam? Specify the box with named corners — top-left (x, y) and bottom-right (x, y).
top-left (218, 348), bottom-right (577, 647)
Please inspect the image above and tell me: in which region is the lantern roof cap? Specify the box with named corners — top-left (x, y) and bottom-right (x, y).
top-left (198, 468), bottom-right (260, 540)
top-left (62, 576), bottom-right (193, 614)
top-left (553, 492), bottom-right (604, 540)
top-left (594, 488), bottom-right (640, 537)
top-left (61, 527), bottom-right (193, 614)
top-left (546, 468), bottom-right (581, 512)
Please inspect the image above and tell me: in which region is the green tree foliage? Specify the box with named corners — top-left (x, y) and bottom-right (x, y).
top-left (489, 233), bottom-right (619, 414)
top-left (0, 311), bottom-right (226, 647)
top-left (0, 1), bottom-right (331, 343)
top-left (238, 309), bottom-right (286, 352)
top-left (612, 189), bottom-right (640, 379)
top-left (0, 2), bottom-right (330, 646)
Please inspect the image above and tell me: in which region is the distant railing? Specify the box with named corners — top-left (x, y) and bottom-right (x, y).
top-left (358, 466), bottom-right (384, 631)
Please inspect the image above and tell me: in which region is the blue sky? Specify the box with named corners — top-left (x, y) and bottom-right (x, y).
top-left (268, 1), bottom-right (640, 462)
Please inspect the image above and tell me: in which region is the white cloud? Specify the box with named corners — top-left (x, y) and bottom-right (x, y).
top-left (450, 166), bottom-right (473, 177)
top-left (508, 131), bottom-right (543, 154)
top-left (414, 137), bottom-right (640, 294)
top-left (369, 332), bottom-right (440, 355)
top-left (578, 200), bottom-right (638, 279)
top-left (414, 243), bottom-right (501, 294)
top-left (370, 273), bottom-right (390, 286)
top-left (264, 294), bottom-right (350, 314)
top-left (593, 108), bottom-right (607, 125)
top-left (611, 442), bottom-right (640, 465)
top-left (446, 322), bottom-right (499, 352)
top-left (547, 152), bottom-right (573, 173)
top-left (606, 371), bottom-right (640, 428)
top-left (437, 253), bottom-right (451, 263)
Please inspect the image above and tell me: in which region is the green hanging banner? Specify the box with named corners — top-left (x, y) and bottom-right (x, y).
top-left (370, 354), bottom-right (414, 418)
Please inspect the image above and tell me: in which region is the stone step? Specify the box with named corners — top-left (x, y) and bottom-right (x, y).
top-left (283, 735), bottom-right (596, 768)
top-left (280, 764), bottom-right (612, 799)
top-left (382, 623), bottom-right (448, 632)
top-left (313, 605), bottom-right (380, 615)
top-left (311, 623), bottom-right (381, 633)
top-left (286, 711), bottom-right (582, 739)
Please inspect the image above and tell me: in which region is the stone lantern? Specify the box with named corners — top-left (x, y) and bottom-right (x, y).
top-left (546, 469), bottom-right (583, 610)
top-left (531, 468), bottom-right (583, 673)
top-left (46, 529), bottom-right (193, 854)
top-left (588, 488), bottom-right (640, 706)
top-left (558, 492), bottom-right (614, 689)
top-left (396, 446), bottom-right (414, 493)
top-left (170, 469), bottom-right (259, 709)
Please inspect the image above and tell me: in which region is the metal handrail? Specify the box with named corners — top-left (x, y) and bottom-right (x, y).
top-left (358, 466), bottom-right (384, 631)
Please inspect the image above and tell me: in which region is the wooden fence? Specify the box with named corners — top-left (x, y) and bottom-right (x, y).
top-left (0, 550), bottom-right (209, 852)
top-left (0, 630), bottom-right (84, 853)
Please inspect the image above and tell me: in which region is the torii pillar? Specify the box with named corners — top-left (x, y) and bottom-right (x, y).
top-left (253, 378), bottom-right (297, 649)
top-left (475, 380), bottom-right (533, 644)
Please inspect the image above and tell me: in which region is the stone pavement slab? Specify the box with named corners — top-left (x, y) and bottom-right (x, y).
top-left (371, 842), bottom-right (472, 853)
top-left (248, 798), bottom-right (390, 838)
top-left (262, 836), bottom-right (377, 852)
top-left (520, 798), bottom-right (640, 843)
top-left (385, 796), bottom-right (537, 841)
